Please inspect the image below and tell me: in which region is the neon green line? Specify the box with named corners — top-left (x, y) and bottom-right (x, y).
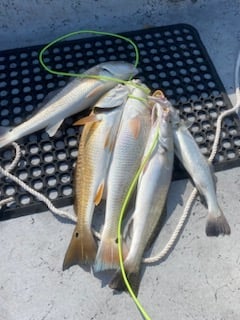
top-left (117, 128), bottom-right (160, 320)
top-left (38, 29), bottom-right (155, 319)
top-left (39, 30), bottom-right (139, 77)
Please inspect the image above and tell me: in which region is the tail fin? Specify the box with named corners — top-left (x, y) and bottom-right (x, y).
top-left (206, 209), bottom-right (231, 237)
top-left (94, 238), bottom-right (128, 272)
top-left (109, 265), bottom-right (141, 296)
top-left (63, 225), bottom-right (97, 270)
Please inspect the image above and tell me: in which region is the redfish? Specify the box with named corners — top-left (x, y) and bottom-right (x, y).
top-left (63, 84), bottom-right (130, 270)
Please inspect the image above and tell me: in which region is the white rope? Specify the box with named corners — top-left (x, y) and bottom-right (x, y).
top-left (0, 142), bottom-right (21, 208)
top-left (0, 143), bottom-right (77, 222)
top-left (143, 48), bottom-right (240, 264)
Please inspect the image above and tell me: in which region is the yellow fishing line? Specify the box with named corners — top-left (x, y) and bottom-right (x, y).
top-left (38, 29), bottom-right (153, 320)
top-left (38, 31), bottom-right (151, 94)
top-left (117, 128), bottom-right (160, 320)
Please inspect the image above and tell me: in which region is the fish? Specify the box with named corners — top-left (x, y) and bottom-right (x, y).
top-left (94, 81), bottom-right (151, 272)
top-left (109, 103), bottom-right (174, 295)
top-left (62, 84), bottom-right (131, 270)
top-left (0, 61), bottom-right (138, 148)
top-left (153, 92), bottom-right (231, 236)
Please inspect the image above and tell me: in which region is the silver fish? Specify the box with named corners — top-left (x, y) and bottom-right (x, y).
top-left (0, 61), bottom-right (138, 148)
top-left (109, 104), bottom-right (174, 295)
top-left (154, 92), bottom-right (231, 236)
top-left (94, 81), bottom-right (151, 272)
top-left (62, 85), bottom-right (130, 270)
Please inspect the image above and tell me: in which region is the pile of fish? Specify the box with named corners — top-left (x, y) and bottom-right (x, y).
top-left (0, 61), bottom-right (231, 295)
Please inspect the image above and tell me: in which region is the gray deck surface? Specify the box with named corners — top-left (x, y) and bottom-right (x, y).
top-left (0, 1), bottom-right (240, 319)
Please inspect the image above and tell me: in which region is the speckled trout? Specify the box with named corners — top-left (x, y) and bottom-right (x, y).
top-left (109, 103), bottom-right (174, 295)
top-left (62, 84), bottom-right (130, 270)
top-left (0, 61), bottom-right (137, 148)
top-left (94, 82), bottom-right (151, 272)
top-left (153, 91), bottom-right (231, 237)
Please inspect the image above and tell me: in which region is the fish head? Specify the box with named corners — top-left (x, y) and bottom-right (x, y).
top-left (151, 102), bottom-right (172, 140)
top-left (148, 91), bottom-right (180, 127)
top-left (94, 84), bottom-right (130, 109)
top-left (98, 61), bottom-right (138, 81)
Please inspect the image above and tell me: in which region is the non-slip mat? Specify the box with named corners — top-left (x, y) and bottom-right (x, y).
top-left (0, 24), bottom-right (239, 220)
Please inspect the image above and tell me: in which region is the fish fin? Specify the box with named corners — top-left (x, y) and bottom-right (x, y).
top-left (104, 127), bottom-right (116, 151)
top-left (109, 266), bottom-right (141, 296)
top-left (94, 238), bottom-right (128, 272)
top-left (62, 225), bottom-right (97, 270)
top-left (73, 114), bottom-right (100, 126)
top-left (206, 210), bottom-right (231, 237)
top-left (94, 181), bottom-right (105, 205)
top-left (129, 117), bottom-right (141, 139)
top-left (46, 120), bottom-right (64, 137)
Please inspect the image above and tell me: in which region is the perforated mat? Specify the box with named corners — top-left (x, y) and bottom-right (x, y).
top-left (0, 24), bottom-right (239, 220)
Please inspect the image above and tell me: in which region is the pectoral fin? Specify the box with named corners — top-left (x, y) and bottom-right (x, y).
top-left (129, 117), bottom-right (141, 139)
top-left (94, 181), bottom-right (105, 205)
top-left (46, 120), bottom-right (64, 137)
top-left (104, 128), bottom-right (116, 151)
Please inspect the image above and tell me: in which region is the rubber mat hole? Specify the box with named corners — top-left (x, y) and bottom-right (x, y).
top-left (48, 189), bottom-right (58, 200)
top-left (60, 174), bottom-right (71, 184)
top-left (190, 123), bottom-right (200, 133)
top-left (202, 120), bottom-right (211, 130)
top-left (56, 151), bottom-right (66, 160)
top-left (227, 150), bottom-right (235, 159)
top-left (187, 113), bottom-right (196, 122)
top-left (62, 186), bottom-right (72, 196)
top-left (18, 170), bottom-right (28, 180)
top-left (33, 180), bottom-right (43, 190)
top-left (29, 144), bottom-right (39, 154)
top-left (200, 146), bottom-right (208, 155)
top-left (229, 127), bottom-right (238, 136)
top-left (198, 111), bottom-right (207, 120)
top-left (12, 97), bottom-right (21, 104)
top-left (233, 137), bottom-right (240, 146)
top-left (31, 167), bottom-right (42, 177)
top-left (1, 108), bottom-right (9, 116)
top-left (1, 119), bottom-right (10, 126)
top-left (206, 131), bottom-right (215, 141)
top-left (45, 164), bottom-right (55, 175)
top-left (70, 148), bottom-right (78, 158)
top-left (24, 95), bottom-right (33, 102)
top-left (42, 142), bottom-right (52, 152)
top-left (58, 161), bottom-right (69, 172)
top-left (44, 153), bottom-right (54, 163)
top-left (67, 137), bottom-right (77, 147)
top-left (222, 140), bottom-right (232, 149)
top-left (20, 195), bottom-right (31, 205)
top-left (195, 134), bottom-right (204, 143)
top-left (47, 176), bottom-right (57, 187)
top-left (13, 106), bottom-right (21, 114)
top-left (5, 186), bottom-right (15, 196)
top-left (28, 134), bottom-right (38, 143)
top-left (55, 140), bottom-right (65, 149)
top-left (13, 117), bottom-right (22, 125)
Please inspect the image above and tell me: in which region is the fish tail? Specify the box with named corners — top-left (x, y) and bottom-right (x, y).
top-left (109, 263), bottom-right (141, 296)
top-left (94, 238), bottom-right (128, 272)
top-left (206, 207), bottom-right (231, 236)
top-left (62, 225), bottom-right (97, 270)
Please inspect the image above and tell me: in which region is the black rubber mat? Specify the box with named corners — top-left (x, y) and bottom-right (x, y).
top-left (0, 24), bottom-right (239, 220)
